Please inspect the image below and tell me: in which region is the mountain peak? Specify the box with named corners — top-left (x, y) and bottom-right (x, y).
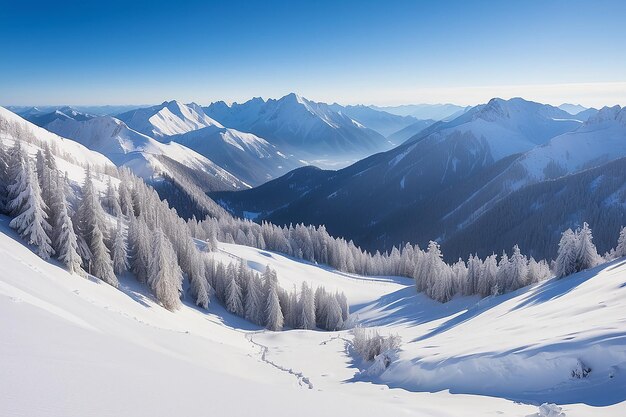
top-left (587, 105), bottom-right (624, 125)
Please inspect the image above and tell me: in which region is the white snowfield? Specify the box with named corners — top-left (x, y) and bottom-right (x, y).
top-left (1, 221), bottom-right (625, 416)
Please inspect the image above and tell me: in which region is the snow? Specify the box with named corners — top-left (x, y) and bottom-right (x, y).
top-left (2, 217), bottom-right (625, 416)
top-left (516, 105), bottom-right (626, 181)
top-left (44, 115), bottom-right (246, 188)
top-left (117, 100), bottom-right (223, 139)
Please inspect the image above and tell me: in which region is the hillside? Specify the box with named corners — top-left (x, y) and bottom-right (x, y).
top-left (45, 115), bottom-right (246, 191)
top-left (1, 216), bottom-right (624, 416)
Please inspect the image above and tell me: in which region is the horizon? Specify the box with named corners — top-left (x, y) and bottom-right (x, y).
top-left (2, 0), bottom-right (625, 108)
top-left (4, 91), bottom-right (623, 111)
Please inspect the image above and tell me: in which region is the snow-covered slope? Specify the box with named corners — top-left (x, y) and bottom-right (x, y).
top-left (44, 115), bottom-right (246, 191)
top-left (171, 125), bottom-right (304, 186)
top-left (0, 106), bottom-right (114, 186)
top-left (518, 105), bottom-right (626, 181)
top-left (446, 105), bottom-right (626, 238)
top-left (405, 97), bottom-right (583, 159)
top-left (205, 93), bottom-right (390, 167)
top-left (21, 106), bottom-right (96, 127)
top-left (2, 217), bottom-right (624, 416)
top-left (117, 100), bottom-right (224, 139)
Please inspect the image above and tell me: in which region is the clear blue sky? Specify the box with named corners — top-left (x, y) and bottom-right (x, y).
top-left (2, 0), bottom-right (625, 107)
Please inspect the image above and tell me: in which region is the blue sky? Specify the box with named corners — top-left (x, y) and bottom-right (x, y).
top-left (2, 0), bottom-right (625, 107)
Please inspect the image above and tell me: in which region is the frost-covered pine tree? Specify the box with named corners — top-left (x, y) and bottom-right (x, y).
top-left (6, 140), bottom-right (26, 216)
top-left (298, 282), bottom-right (316, 329)
top-left (264, 270), bottom-right (284, 331)
top-left (112, 218), bottom-right (129, 275)
top-left (324, 296), bottom-right (344, 331)
top-left (90, 222), bottom-right (118, 287)
top-left (149, 229), bottom-right (183, 311)
top-left (244, 274), bottom-right (263, 324)
top-left (507, 245), bottom-right (528, 291)
top-left (479, 254), bottom-right (498, 297)
top-left (129, 216), bottom-right (151, 283)
top-left (614, 226), bottom-right (626, 259)
top-left (103, 178), bottom-right (121, 216)
top-left (188, 252), bottom-right (209, 309)
top-left (225, 273), bottom-right (244, 316)
top-left (8, 160), bottom-right (54, 259)
top-left (76, 167), bottom-right (117, 286)
top-left (555, 229), bottom-right (578, 278)
top-left (0, 140), bottom-right (10, 213)
top-left (54, 177), bottom-right (83, 275)
top-left (575, 222), bottom-right (600, 272)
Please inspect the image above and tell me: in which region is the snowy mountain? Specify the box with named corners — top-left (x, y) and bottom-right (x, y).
top-left (371, 103), bottom-right (470, 120)
top-left (21, 106), bottom-right (96, 127)
top-left (328, 103), bottom-right (421, 137)
top-left (214, 98), bottom-right (586, 257)
top-left (117, 100), bottom-right (224, 139)
top-left (170, 125), bottom-right (304, 187)
top-left (0, 106), bottom-right (113, 181)
top-left (204, 93), bottom-right (390, 167)
top-left (44, 116), bottom-right (246, 191)
top-left (559, 103), bottom-right (588, 115)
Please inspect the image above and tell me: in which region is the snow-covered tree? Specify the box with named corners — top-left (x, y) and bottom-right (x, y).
top-left (0, 140), bottom-right (9, 213)
top-left (298, 282), bottom-right (316, 329)
top-left (614, 226), bottom-right (626, 259)
top-left (112, 218), bottom-right (129, 275)
top-left (129, 216), bottom-right (151, 283)
top-left (576, 222), bottom-right (600, 272)
top-left (149, 229), bottom-right (183, 310)
top-left (53, 176), bottom-right (83, 275)
top-left (507, 245), bottom-right (528, 291)
top-left (324, 295), bottom-right (344, 331)
top-left (225, 273), bottom-right (244, 316)
top-left (76, 168), bottom-right (117, 286)
top-left (554, 229), bottom-right (578, 278)
top-left (8, 160), bottom-right (54, 259)
top-left (264, 268), bottom-right (284, 331)
top-left (244, 274), bottom-right (263, 325)
top-left (188, 251), bottom-right (209, 309)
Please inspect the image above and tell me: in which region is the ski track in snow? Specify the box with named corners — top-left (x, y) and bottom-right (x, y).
top-left (246, 331), bottom-right (314, 390)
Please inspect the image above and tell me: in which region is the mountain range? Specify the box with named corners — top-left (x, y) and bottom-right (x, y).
top-left (10, 95), bottom-right (624, 262)
top-left (211, 97), bottom-right (625, 261)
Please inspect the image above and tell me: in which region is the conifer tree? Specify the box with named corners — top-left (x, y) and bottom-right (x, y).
top-left (576, 222), bottom-right (600, 272)
top-left (244, 274), bottom-right (263, 325)
top-left (112, 218), bottom-right (129, 275)
top-left (149, 229), bottom-right (183, 310)
top-left (8, 160), bottom-right (54, 259)
top-left (555, 229), bottom-right (579, 278)
top-left (264, 270), bottom-right (284, 331)
top-left (54, 175), bottom-right (83, 275)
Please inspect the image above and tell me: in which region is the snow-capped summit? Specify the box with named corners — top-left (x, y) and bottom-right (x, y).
top-left (558, 103), bottom-right (588, 115)
top-left (117, 100), bottom-right (223, 139)
top-left (406, 97), bottom-right (582, 160)
top-left (586, 105), bottom-right (625, 125)
top-left (204, 93), bottom-right (389, 166)
top-left (21, 106), bottom-right (96, 127)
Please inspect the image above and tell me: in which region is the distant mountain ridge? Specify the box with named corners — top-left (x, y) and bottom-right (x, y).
top-left (204, 93), bottom-right (391, 167)
top-left (211, 97), bottom-right (614, 261)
